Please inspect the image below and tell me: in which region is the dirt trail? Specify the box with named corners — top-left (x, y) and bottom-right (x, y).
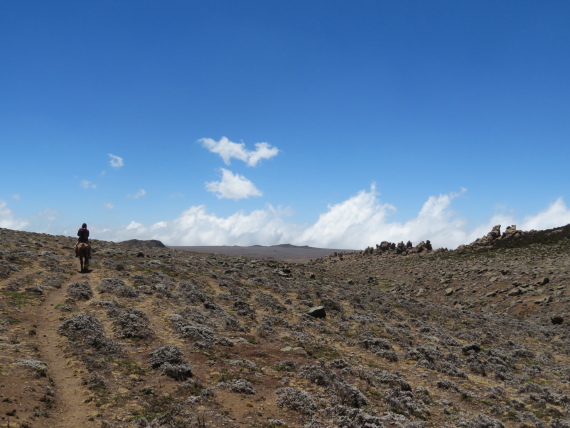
top-left (34, 271), bottom-right (99, 428)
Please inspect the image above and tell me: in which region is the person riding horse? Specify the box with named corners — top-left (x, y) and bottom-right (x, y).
top-left (76, 223), bottom-right (91, 259)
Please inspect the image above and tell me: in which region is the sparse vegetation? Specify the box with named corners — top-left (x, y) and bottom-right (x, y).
top-left (1, 226), bottom-right (570, 427)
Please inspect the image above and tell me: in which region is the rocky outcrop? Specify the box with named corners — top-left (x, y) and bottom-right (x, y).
top-left (502, 224), bottom-right (523, 239)
top-left (459, 225), bottom-right (524, 250)
top-left (362, 225), bottom-right (527, 259)
top-left (363, 239), bottom-right (434, 257)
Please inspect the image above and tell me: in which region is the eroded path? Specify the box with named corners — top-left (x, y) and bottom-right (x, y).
top-left (33, 271), bottom-right (100, 428)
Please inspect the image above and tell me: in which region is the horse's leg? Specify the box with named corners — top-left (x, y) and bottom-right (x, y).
top-left (80, 256), bottom-right (84, 272)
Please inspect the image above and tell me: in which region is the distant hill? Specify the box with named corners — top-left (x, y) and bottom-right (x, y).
top-left (169, 243), bottom-right (354, 260)
top-left (120, 239), bottom-right (166, 248)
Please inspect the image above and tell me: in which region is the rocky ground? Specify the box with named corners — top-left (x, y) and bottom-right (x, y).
top-left (0, 225), bottom-right (569, 427)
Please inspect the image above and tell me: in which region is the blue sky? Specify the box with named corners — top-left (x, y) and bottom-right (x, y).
top-left (1, 1), bottom-right (569, 249)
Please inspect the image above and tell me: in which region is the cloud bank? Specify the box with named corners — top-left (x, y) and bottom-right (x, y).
top-left (3, 190), bottom-right (570, 250)
top-left (200, 137), bottom-right (279, 166)
top-left (205, 168), bottom-right (263, 200)
top-left (105, 188), bottom-right (570, 249)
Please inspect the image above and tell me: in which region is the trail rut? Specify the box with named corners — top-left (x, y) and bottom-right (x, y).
top-left (33, 271), bottom-right (99, 428)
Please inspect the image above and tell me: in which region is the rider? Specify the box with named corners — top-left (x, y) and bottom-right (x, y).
top-left (76, 223), bottom-right (91, 258)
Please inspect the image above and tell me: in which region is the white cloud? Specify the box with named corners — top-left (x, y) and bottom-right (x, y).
top-left (11, 194), bottom-right (20, 200)
top-left (151, 221), bottom-right (167, 230)
top-left (108, 154), bottom-right (124, 169)
top-left (127, 189), bottom-right (146, 199)
top-left (109, 204), bottom-right (293, 245)
top-left (90, 188), bottom-right (570, 250)
top-left (103, 202), bottom-right (115, 210)
top-left (126, 220), bottom-right (144, 230)
top-left (81, 180), bottom-right (97, 189)
top-left (199, 137), bottom-right (279, 167)
top-left (0, 201), bottom-right (29, 230)
top-left (521, 197), bottom-right (570, 231)
top-left (247, 142), bottom-right (280, 167)
top-left (205, 168), bottom-right (262, 200)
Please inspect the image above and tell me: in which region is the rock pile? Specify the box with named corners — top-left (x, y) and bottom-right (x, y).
top-left (362, 239), bottom-right (433, 256)
top-left (458, 224), bottom-right (524, 250)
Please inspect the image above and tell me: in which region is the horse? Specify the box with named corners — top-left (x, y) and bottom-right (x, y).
top-left (77, 243), bottom-right (91, 273)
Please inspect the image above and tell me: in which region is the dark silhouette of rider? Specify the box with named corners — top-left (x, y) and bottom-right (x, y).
top-left (76, 223), bottom-right (91, 258)
top-left (77, 223), bottom-right (89, 243)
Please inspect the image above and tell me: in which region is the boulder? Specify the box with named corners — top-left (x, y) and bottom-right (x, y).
top-left (503, 225), bottom-right (523, 239)
top-left (489, 225), bottom-right (502, 239)
top-left (396, 242), bottom-right (407, 254)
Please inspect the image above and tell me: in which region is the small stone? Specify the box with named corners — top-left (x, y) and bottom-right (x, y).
top-left (551, 315), bottom-right (564, 325)
top-left (445, 287), bottom-right (454, 296)
top-left (280, 346), bottom-right (308, 356)
top-left (508, 288), bottom-right (523, 297)
top-left (307, 306), bottom-right (326, 318)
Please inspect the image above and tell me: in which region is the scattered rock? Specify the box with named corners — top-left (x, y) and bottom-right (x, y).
top-left (307, 306), bottom-right (326, 318)
top-left (508, 288), bottom-right (523, 297)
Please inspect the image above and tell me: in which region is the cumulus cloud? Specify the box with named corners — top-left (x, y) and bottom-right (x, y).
top-left (94, 188), bottom-right (570, 250)
top-left (0, 201), bottom-right (29, 230)
top-left (521, 197), bottom-right (570, 231)
top-left (81, 180), bottom-right (97, 189)
top-left (12, 194), bottom-right (20, 200)
top-left (127, 189), bottom-right (146, 199)
top-left (199, 137), bottom-right (279, 166)
top-left (108, 154), bottom-right (124, 169)
top-left (205, 168), bottom-right (262, 200)
top-left (109, 204), bottom-right (294, 245)
top-left (103, 202), bottom-right (115, 210)
top-left (296, 186), bottom-right (470, 249)
top-left (126, 220), bottom-right (144, 230)
top-left (104, 186), bottom-right (470, 247)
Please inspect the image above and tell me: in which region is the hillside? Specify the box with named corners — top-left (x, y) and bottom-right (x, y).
top-left (316, 224), bottom-right (570, 324)
top-left (0, 227), bottom-right (569, 427)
